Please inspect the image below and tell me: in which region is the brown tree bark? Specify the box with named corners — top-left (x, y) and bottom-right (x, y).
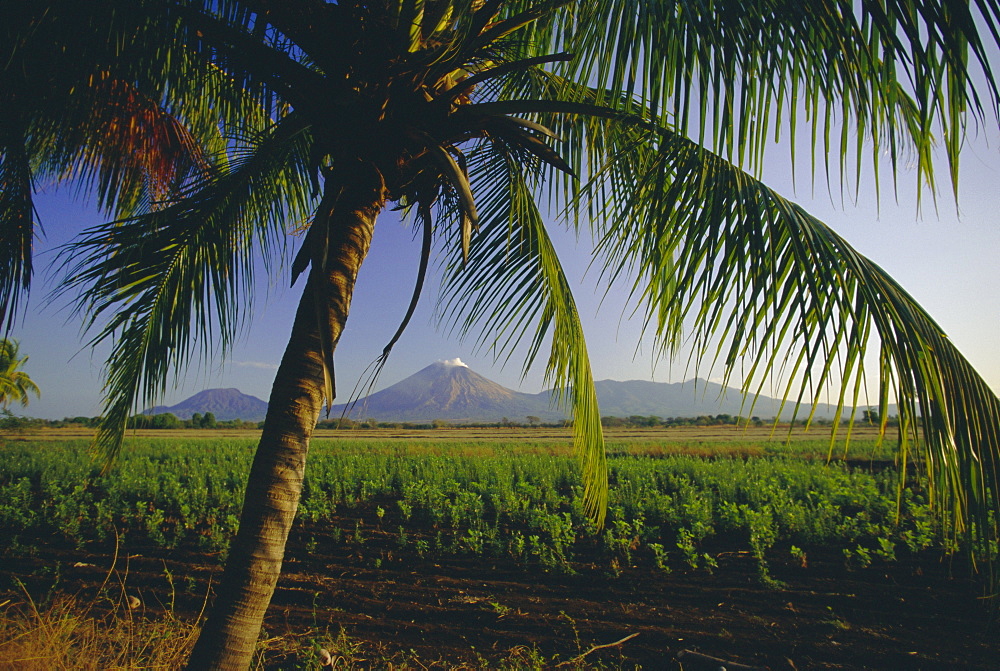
top-left (187, 166), bottom-right (385, 669)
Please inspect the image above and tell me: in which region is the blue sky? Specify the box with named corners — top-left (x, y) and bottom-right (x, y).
top-left (13, 129), bottom-right (1000, 419)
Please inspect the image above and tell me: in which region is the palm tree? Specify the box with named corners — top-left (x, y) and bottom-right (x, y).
top-left (6, 1), bottom-right (1000, 668)
top-left (0, 339), bottom-right (39, 408)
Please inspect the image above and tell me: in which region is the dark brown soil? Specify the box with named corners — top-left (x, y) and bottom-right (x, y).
top-left (3, 514), bottom-right (997, 671)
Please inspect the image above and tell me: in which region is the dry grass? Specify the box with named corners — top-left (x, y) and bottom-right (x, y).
top-left (0, 592), bottom-right (199, 670)
top-left (0, 529), bottom-right (206, 671)
top-left (0, 589), bottom-right (340, 670)
top-left (0, 594), bottom-right (572, 670)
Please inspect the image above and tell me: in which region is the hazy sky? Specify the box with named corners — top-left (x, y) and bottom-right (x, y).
top-left (13, 126), bottom-right (1000, 419)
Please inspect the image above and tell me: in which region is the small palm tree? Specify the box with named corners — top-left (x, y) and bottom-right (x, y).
top-left (0, 339), bottom-right (39, 408)
top-left (5, 1), bottom-right (1000, 668)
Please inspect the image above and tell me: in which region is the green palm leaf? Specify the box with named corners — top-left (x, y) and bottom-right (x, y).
top-left (576, 111), bottom-right (1000, 556)
top-left (439, 140), bottom-right (606, 524)
top-left (62, 114), bottom-right (314, 465)
top-left (0, 0), bottom-right (251, 328)
top-left (523, 0), bottom-right (999, 192)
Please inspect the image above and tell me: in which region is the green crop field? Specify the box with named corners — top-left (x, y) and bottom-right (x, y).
top-left (0, 427), bottom-right (956, 579)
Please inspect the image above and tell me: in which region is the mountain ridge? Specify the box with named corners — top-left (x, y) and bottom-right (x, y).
top-left (146, 361), bottom-right (849, 423)
top-left (145, 388), bottom-right (269, 421)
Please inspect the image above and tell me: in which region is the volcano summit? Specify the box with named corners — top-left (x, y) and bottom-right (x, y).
top-left (330, 360), bottom-right (559, 422)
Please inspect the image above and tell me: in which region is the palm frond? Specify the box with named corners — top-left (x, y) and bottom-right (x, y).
top-left (457, 50), bottom-right (1000, 554)
top-left (0, 0), bottom-right (254, 327)
top-left (520, 0), bottom-right (1000, 192)
top-left (61, 115), bottom-right (314, 466)
top-left (581, 114), bottom-right (1000, 556)
top-left (0, 128), bottom-right (36, 331)
top-left (338, 204), bottom-right (435, 419)
top-left (438, 139), bottom-right (606, 525)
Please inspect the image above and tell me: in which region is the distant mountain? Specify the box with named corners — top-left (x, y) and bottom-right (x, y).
top-left (331, 359), bottom-right (562, 422)
top-left (145, 362), bottom-right (848, 424)
top-left (333, 359), bottom-right (843, 422)
top-left (591, 378), bottom-right (835, 420)
top-left (145, 388), bottom-right (268, 421)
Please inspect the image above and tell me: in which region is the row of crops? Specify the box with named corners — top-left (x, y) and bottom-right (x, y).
top-left (0, 437), bottom-right (963, 580)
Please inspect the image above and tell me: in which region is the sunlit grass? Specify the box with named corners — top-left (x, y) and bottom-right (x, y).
top-left (0, 593), bottom-right (621, 670)
top-left (0, 590), bottom-right (198, 670)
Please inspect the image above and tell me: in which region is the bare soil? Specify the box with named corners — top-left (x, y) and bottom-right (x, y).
top-left (3, 515), bottom-right (996, 670)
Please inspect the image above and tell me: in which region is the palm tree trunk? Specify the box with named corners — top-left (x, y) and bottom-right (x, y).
top-left (187, 166), bottom-right (385, 669)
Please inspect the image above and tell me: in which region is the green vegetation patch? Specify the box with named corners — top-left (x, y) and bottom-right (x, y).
top-left (0, 437), bottom-right (954, 580)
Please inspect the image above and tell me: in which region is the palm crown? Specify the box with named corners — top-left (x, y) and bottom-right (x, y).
top-left (5, 0), bottom-right (1000, 666)
top-left (0, 339), bottom-right (39, 408)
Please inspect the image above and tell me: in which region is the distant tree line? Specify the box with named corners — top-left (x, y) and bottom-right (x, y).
top-left (128, 411), bottom-right (261, 429)
top-left (4, 408), bottom-right (897, 431)
top-left (17, 412), bottom-right (263, 430)
top-left (317, 414), bottom-right (896, 429)
top-left (313, 416), bottom-right (571, 430)
top-left (601, 413), bottom-right (754, 428)
top-left (600, 410), bottom-right (898, 428)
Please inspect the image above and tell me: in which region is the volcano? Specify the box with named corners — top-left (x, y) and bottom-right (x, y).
top-left (330, 358), bottom-right (561, 422)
